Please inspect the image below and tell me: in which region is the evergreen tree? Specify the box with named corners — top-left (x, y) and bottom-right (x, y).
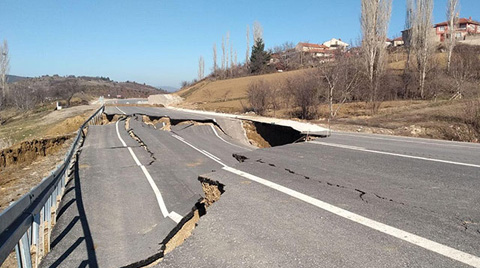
top-left (249, 38), bottom-right (270, 74)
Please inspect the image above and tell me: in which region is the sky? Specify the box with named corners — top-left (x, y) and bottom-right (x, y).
top-left (1, 0), bottom-right (479, 89)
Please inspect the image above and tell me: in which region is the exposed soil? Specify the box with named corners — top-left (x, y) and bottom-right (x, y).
top-left (0, 135), bottom-right (73, 172)
top-left (100, 113), bottom-right (123, 125)
top-left (241, 120), bottom-right (271, 148)
top-left (163, 210), bottom-right (200, 255)
top-left (142, 115), bottom-right (171, 131)
top-left (199, 176), bottom-right (225, 207)
top-left (0, 138), bottom-right (73, 213)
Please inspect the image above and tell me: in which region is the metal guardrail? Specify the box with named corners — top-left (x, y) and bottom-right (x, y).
top-left (0, 105), bottom-right (105, 268)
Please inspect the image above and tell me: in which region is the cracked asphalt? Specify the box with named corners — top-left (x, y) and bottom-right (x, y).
top-left (40, 105), bottom-right (480, 268)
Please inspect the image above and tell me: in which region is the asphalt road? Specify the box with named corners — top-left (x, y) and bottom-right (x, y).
top-left (42, 105), bottom-right (480, 268)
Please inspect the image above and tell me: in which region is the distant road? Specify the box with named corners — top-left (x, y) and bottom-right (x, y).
top-left (105, 98), bottom-right (148, 105)
top-left (41, 105), bottom-right (480, 268)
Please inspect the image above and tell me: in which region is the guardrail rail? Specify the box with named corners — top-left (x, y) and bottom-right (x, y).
top-left (0, 105), bottom-right (105, 268)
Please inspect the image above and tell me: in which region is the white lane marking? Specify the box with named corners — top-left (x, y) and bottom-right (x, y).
top-left (115, 121), bottom-right (127, 147)
top-left (115, 120), bottom-right (181, 223)
top-left (333, 132), bottom-right (480, 149)
top-left (311, 141), bottom-right (480, 168)
top-left (171, 135), bottom-right (227, 167)
top-left (202, 150), bottom-right (221, 161)
top-left (116, 106), bottom-right (127, 115)
top-left (222, 166), bottom-right (480, 268)
top-left (209, 125), bottom-right (246, 150)
top-left (168, 211), bottom-right (183, 223)
top-left (175, 135), bottom-right (184, 141)
top-left (127, 147), bottom-right (141, 166)
top-left (140, 165), bottom-right (169, 217)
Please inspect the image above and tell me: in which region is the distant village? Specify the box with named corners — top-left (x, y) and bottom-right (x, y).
top-left (269, 16), bottom-right (480, 71)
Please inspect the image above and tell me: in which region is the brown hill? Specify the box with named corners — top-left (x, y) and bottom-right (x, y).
top-left (12, 75), bottom-right (167, 99)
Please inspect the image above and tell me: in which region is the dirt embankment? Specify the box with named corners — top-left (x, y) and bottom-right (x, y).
top-left (0, 105), bottom-right (99, 213)
top-left (0, 136), bottom-right (72, 172)
top-left (0, 137), bottom-right (74, 212)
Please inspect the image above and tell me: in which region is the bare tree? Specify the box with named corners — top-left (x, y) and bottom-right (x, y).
top-left (1, 40), bottom-right (10, 105)
top-left (198, 56), bottom-right (205, 80)
top-left (221, 36), bottom-right (226, 71)
top-left (360, 0), bottom-right (392, 112)
top-left (450, 45), bottom-right (480, 99)
top-left (321, 52), bottom-right (361, 119)
top-left (226, 31), bottom-right (230, 75)
top-left (247, 80), bottom-right (269, 115)
top-left (403, 0), bottom-right (415, 98)
top-left (246, 25), bottom-right (250, 68)
top-left (411, 0), bottom-right (434, 99)
top-left (52, 78), bottom-right (84, 106)
top-left (234, 50), bottom-right (238, 67)
top-left (253, 21), bottom-right (263, 42)
top-left (11, 83), bottom-right (38, 110)
top-left (446, 0), bottom-right (459, 73)
top-left (287, 71), bottom-right (321, 119)
top-left (213, 43), bottom-right (218, 74)
top-left (268, 80), bottom-right (283, 117)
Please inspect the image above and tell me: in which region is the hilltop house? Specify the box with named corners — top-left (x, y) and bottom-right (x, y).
top-left (391, 36), bottom-right (404, 47)
top-left (295, 42), bottom-right (334, 59)
top-left (386, 37), bottom-right (404, 47)
top-left (322, 38), bottom-right (349, 51)
top-left (434, 17), bottom-right (480, 42)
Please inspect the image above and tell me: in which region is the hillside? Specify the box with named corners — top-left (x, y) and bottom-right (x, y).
top-left (175, 70), bottom-right (305, 113)
top-left (12, 75), bottom-right (167, 99)
top-left (173, 49), bottom-right (480, 143)
top-left (6, 75), bottom-right (30, 83)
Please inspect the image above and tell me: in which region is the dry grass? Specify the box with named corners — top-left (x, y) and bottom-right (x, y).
top-left (319, 99), bottom-right (480, 142)
top-left (175, 70), bottom-right (306, 112)
top-left (0, 105), bottom-right (96, 146)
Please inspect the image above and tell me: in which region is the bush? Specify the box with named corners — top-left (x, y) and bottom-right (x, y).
top-left (247, 80), bottom-right (270, 115)
top-left (286, 71), bottom-right (321, 120)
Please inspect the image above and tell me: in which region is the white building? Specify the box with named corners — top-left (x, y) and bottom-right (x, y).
top-left (322, 38), bottom-right (349, 50)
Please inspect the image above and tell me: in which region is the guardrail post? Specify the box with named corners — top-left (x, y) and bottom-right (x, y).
top-left (32, 213), bottom-right (40, 268)
top-left (38, 208), bottom-right (45, 261)
top-left (44, 200), bottom-right (51, 254)
top-left (15, 232), bottom-right (32, 268)
top-left (50, 194), bottom-right (56, 226)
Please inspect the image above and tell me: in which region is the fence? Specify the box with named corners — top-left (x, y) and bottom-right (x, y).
top-left (0, 105), bottom-right (105, 268)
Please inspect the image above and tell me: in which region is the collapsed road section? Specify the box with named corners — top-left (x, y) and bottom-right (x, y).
top-left (38, 114), bottom-right (230, 268)
top-left (103, 105), bottom-right (328, 148)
